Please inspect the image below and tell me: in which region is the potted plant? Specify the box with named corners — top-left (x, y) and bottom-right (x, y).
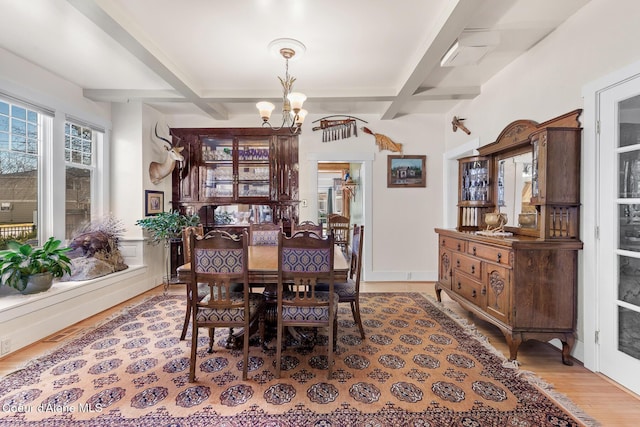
top-left (0, 237), bottom-right (72, 294)
top-left (135, 210), bottom-right (200, 244)
top-left (135, 211), bottom-right (200, 283)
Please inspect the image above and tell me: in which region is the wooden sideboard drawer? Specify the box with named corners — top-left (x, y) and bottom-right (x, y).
top-left (453, 271), bottom-right (485, 307)
top-left (454, 253), bottom-right (482, 280)
top-left (441, 236), bottom-right (466, 252)
top-left (468, 243), bottom-right (511, 266)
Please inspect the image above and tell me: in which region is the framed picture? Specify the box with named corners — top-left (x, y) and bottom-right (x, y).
top-left (387, 155), bottom-right (427, 188)
top-left (145, 190), bottom-right (164, 216)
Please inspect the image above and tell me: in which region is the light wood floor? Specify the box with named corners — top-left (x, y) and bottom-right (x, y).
top-left (1, 282), bottom-right (639, 426)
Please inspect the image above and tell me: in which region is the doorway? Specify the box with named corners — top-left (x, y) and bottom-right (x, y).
top-left (307, 152), bottom-right (373, 281)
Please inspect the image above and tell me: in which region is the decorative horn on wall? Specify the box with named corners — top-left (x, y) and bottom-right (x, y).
top-left (452, 116), bottom-right (471, 135)
top-left (312, 115), bottom-right (368, 142)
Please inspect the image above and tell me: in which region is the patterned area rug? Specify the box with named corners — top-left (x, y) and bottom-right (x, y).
top-left (0, 292), bottom-right (598, 426)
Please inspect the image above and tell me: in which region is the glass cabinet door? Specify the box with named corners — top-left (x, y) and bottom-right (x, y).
top-left (201, 137), bottom-right (234, 199)
top-left (199, 136), bottom-right (272, 201)
top-left (237, 137), bottom-right (270, 199)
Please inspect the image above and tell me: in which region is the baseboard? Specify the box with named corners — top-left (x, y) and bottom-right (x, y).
top-left (0, 266), bottom-right (157, 357)
top-left (365, 270), bottom-right (437, 282)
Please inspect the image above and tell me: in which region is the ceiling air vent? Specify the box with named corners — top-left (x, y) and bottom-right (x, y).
top-left (440, 30), bottom-right (500, 67)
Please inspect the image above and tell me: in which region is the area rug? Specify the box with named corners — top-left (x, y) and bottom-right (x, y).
top-left (0, 292), bottom-right (598, 426)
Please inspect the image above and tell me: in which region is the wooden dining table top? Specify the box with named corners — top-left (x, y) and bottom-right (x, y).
top-left (176, 245), bottom-right (349, 283)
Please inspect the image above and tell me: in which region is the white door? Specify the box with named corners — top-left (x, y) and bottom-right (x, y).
top-left (598, 75), bottom-right (640, 394)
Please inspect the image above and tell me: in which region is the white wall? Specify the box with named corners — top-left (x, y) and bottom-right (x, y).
top-left (442, 0), bottom-right (640, 363)
top-left (164, 112), bottom-right (446, 281)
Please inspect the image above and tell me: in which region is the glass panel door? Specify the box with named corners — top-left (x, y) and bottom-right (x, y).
top-left (201, 136), bottom-right (234, 199)
top-left (237, 137), bottom-right (270, 199)
top-left (599, 77), bottom-right (640, 395)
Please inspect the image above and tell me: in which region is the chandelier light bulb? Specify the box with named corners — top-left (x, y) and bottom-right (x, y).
top-left (295, 109), bottom-right (308, 125)
top-left (256, 101), bottom-right (275, 122)
top-left (287, 92), bottom-right (307, 113)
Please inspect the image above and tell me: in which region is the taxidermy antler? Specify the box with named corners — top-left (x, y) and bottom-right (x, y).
top-left (362, 127), bottom-right (403, 153)
top-left (312, 115), bottom-right (368, 142)
top-left (149, 123), bottom-right (184, 185)
top-left (452, 116), bottom-right (471, 135)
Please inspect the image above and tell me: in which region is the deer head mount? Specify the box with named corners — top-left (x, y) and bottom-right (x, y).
top-left (149, 123), bottom-right (184, 185)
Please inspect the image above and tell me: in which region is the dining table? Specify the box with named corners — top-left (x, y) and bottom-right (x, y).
top-left (176, 244), bottom-right (350, 284)
top-left (176, 244), bottom-right (350, 348)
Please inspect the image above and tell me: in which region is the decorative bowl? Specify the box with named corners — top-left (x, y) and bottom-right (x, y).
top-left (518, 213), bottom-right (537, 227)
top-left (484, 212), bottom-right (507, 227)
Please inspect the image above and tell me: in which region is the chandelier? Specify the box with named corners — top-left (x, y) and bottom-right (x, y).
top-left (256, 38), bottom-right (308, 133)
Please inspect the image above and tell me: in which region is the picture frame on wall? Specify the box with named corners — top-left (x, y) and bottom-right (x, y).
top-left (145, 190), bottom-right (164, 216)
top-left (387, 155), bottom-right (427, 188)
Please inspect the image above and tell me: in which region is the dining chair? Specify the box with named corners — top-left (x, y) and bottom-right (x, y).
top-left (249, 221), bottom-right (282, 246)
top-left (327, 213), bottom-right (350, 253)
top-left (317, 224), bottom-right (365, 338)
top-left (188, 229), bottom-right (264, 381)
top-left (276, 230), bottom-right (337, 379)
top-left (180, 224), bottom-right (204, 340)
top-left (291, 220), bottom-right (323, 236)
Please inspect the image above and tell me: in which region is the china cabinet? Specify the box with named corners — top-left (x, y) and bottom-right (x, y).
top-left (457, 155), bottom-right (492, 230)
top-left (436, 109), bottom-right (583, 365)
top-left (169, 127), bottom-right (299, 232)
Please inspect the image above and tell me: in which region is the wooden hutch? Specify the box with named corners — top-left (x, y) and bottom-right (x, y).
top-left (169, 127), bottom-right (300, 232)
top-left (435, 109), bottom-right (583, 365)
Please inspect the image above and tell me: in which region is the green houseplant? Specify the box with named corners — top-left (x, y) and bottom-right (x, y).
top-left (0, 237), bottom-right (72, 294)
top-left (135, 211), bottom-right (200, 283)
top-left (135, 211), bottom-right (200, 245)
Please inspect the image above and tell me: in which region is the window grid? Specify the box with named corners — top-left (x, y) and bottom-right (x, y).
top-left (0, 100), bottom-right (41, 155)
top-left (65, 122), bottom-right (93, 166)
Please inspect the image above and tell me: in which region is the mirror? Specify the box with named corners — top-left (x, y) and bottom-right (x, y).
top-left (497, 152), bottom-right (536, 228)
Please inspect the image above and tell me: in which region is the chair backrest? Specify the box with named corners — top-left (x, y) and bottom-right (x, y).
top-left (291, 220), bottom-right (323, 237)
top-left (249, 222), bottom-right (282, 246)
top-left (278, 230), bottom-right (334, 305)
top-left (327, 214), bottom-right (350, 250)
top-left (349, 224), bottom-right (364, 285)
top-left (189, 229), bottom-right (248, 309)
top-left (182, 224), bottom-right (204, 263)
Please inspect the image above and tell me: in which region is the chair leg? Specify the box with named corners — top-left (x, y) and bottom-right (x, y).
top-left (327, 316), bottom-right (334, 380)
top-left (189, 324), bottom-right (198, 382)
top-left (275, 321), bottom-right (283, 379)
top-left (243, 323), bottom-right (250, 381)
top-left (180, 299), bottom-right (191, 340)
top-left (207, 327), bottom-right (215, 353)
top-left (351, 300), bottom-right (365, 339)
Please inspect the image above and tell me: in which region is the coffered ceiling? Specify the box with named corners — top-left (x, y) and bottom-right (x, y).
top-left (0, 0), bottom-right (589, 121)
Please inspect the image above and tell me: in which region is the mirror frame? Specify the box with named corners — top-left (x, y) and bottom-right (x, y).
top-left (478, 119), bottom-right (541, 238)
top-left (493, 146), bottom-right (539, 237)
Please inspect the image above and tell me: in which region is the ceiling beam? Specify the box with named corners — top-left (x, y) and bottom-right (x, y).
top-left (83, 87), bottom-right (481, 104)
top-left (381, 0), bottom-right (483, 120)
top-left (66, 0), bottom-right (227, 120)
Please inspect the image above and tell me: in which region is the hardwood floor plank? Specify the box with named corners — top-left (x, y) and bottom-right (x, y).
top-left (1, 281), bottom-right (638, 426)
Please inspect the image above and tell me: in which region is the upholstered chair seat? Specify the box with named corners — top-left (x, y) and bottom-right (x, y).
top-left (280, 291), bottom-right (339, 322)
top-left (197, 292), bottom-right (264, 323)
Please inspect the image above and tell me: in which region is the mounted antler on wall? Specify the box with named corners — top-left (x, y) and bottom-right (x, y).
top-left (452, 116), bottom-right (471, 135)
top-left (362, 127), bottom-right (403, 153)
top-left (149, 123), bottom-right (184, 185)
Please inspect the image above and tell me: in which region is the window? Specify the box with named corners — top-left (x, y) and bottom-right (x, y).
top-left (65, 122), bottom-right (95, 239)
top-left (0, 100), bottom-right (42, 247)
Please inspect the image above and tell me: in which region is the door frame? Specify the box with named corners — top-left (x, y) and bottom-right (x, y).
top-left (307, 152), bottom-right (374, 281)
top-left (582, 59), bottom-right (640, 373)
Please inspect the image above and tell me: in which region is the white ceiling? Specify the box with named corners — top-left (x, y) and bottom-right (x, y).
top-left (0, 0), bottom-right (590, 121)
